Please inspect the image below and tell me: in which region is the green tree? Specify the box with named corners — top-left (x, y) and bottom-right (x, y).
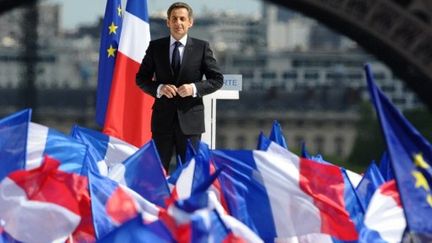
top-left (403, 108), bottom-right (432, 142)
top-left (348, 103), bottom-right (432, 173)
top-left (347, 102), bottom-right (385, 173)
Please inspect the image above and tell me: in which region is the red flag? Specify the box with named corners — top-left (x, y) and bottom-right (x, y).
top-left (103, 0), bottom-right (153, 147)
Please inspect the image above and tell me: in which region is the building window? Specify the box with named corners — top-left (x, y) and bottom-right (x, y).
top-left (304, 71), bottom-right (319, 80)
top-left (374, 73), bottom-right (386, 80)
top-left (236, 135), bottom-right (246, 149)
top-left (241, 70), bottom-right (254, 79)
top-left (282, 71), bottom-right (297, 79)
top-left (334, 136), bottom-right (344, 157)
top-left (347, 73), bottom-right (362, 79)
top-left (294, 135), bottom-right (304, 149)
top-left (217, 135), bottom-right (227, 149)
top-left (295, 120), bottom-right (304, 128)
top-left (261, 71), bottom-right (276, 79)
top-left (326, 72), bottom-right (343, 80)
top-left (314, 135), bottom-right (324, 153)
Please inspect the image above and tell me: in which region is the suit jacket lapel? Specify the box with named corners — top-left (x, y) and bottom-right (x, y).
top-left (161, 37), bottom-right (173, 76)
top-left (179, 37), bottom-right (193, 79)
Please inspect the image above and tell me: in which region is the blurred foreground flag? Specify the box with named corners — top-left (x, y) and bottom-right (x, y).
top-left (26, 122), bottom-right (88, 174)
top-left (360, 180), bottom-right (405, 243)
top-left (0, 157), bottom-right (95, 242)
top-left (102, 0), bottom-right (153, 147)
top-left (96, 0), bottom-right (123, 126)
top-left (88, 170), bottom-right (139, 239)
top-left (108, 140), bottom-right (170, 208)
top-left (99, 215), bottom-right (173, 243)
top-left (366, 64), bottom-right (432, 241)
top-left (212, 141), bottom-right (360, 242)
top-left (71, 125), bottom-right (138, 175)
top-left (0, 109), bottom-right (30, 181)
top-left (170, 142), bottom-right (213, 200)
top-left (355, 162), bottom-right (385, 210)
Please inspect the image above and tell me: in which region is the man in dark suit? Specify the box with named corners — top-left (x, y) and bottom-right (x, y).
top-left (136, 2), bottom-right (223, 172)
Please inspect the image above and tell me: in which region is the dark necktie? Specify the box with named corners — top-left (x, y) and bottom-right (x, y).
top-left (171, 41), bottom-right (181, 78)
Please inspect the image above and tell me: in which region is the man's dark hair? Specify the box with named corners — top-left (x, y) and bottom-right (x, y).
top-left (167, 2), bottom-right (193, 19)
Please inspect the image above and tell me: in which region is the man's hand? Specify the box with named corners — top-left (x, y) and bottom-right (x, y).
top-left (160, 84), bottom-right (178, 98)
top-left (177, 84), bottom-right (194, 97)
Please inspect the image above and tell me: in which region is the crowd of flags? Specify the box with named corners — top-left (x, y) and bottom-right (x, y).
top-left (0, 0), bottom-right (431, 241)
top-left (0, 64), bottom-right (431, 242)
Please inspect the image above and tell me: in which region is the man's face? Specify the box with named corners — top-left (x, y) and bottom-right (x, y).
top-left (167, 7), bottom-right (193, 40)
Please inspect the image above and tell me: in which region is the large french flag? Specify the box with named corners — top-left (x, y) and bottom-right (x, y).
top-left (212, 141), bottom-right (361, 242)
top-left (103, 0), bottom-right (154, 147)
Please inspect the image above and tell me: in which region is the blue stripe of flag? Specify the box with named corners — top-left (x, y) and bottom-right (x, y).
top-left (212, 149), bottom-right (277, 240)
top-left (126, 0), bottom-right (149, 23)
top-left (0, 109), bottom-right (31, 181)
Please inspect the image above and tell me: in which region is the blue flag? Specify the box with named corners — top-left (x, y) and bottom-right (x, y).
top-left (87, 170), bottom-right (139, 239)
top-left (269, 120), bottom-right (288, 149)
top-left (27, 123), bottom-right (89, 175)
top-left (0, 109), bottom-right (31, 181)
top-left (96, 0), bottom-right (123, 127)
top-left (355, 161), bottom-right (385, 210)
top-left (366, 64), bottom-right (432, 240)
top-left (98, 215), bottom-right (172, 243)
top-left (108, 140), bottom-right (170, 208)
top-left (378, 151), bottom-right (394, 182)
top-left (256, 132), bottom-right (271, 150)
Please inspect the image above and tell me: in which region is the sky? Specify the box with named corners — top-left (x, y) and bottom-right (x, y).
top-left (44, 0), bottom-right (262, 29)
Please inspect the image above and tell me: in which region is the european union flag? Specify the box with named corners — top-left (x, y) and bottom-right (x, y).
top-left (96, 0), bottom-right (123, 127)
top-left (365, 64), bottom-right (432, 241)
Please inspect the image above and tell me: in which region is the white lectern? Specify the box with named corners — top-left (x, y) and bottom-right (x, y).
top-left (202, 74), bottom-right (242, 149)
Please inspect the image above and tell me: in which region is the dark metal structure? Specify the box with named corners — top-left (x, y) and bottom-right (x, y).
top-left (20, 1), bottom-right (39, 119)
top-left (267, 0), bottom-right (432, 109)
top-left (0, 0), bottom-right (38, 15)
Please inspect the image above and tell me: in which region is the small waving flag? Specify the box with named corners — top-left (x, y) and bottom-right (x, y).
top-left (108, 140), bottom-right (170, 208)
top-left (71, 125), bottom-right (138, 175)
top-left (87, 170), bottom-right (139, 239)
top-left (0, 109), bottom-right (30, 181)
top-left (26, 122), bottom-right (88, 174)
top-left (360, 180), bottom-right (405, 242)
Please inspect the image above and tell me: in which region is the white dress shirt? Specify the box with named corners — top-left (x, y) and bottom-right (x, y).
top-left (157, 35), bottom-right (197, 98)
